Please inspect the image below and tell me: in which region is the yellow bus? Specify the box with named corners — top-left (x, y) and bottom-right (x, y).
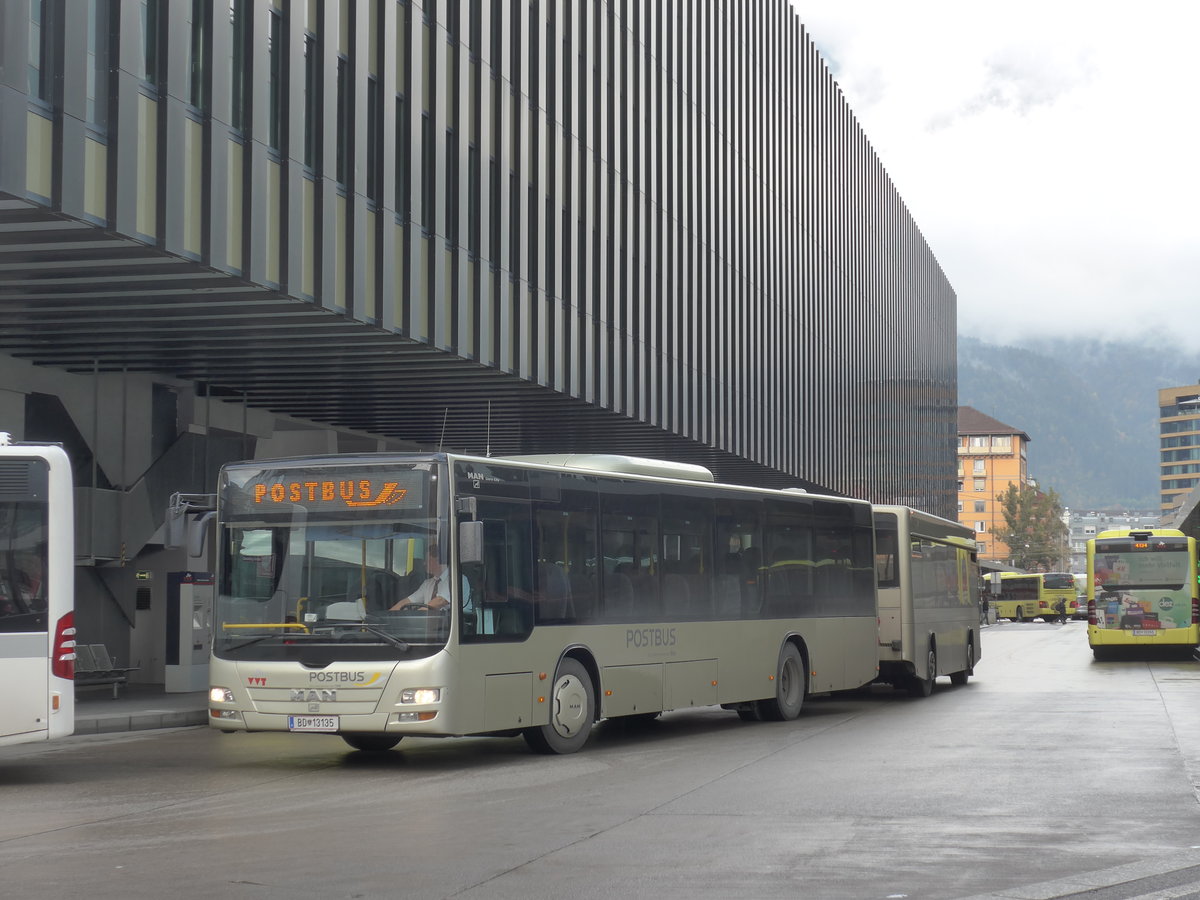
top-left (873, 506), bottom-right (981, 696)
top-left (994, 572), bottom-right (1075, 622)
top-left (208, 452), bottom-right (880, 754)
top-left (1087, 528), bottom-right (1200, 660)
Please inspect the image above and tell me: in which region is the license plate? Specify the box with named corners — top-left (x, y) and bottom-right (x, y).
top-left (288, 715), bottom-right (339, 732)
top-left (1132, 629), bottom-right (1158, 637)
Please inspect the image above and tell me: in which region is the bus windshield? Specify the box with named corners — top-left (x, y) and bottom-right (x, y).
top-left (214, 461), bottom-right (450, 662)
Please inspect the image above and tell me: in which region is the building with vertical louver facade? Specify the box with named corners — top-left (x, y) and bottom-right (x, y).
top-left (0, 1), bottom-right (957, 671)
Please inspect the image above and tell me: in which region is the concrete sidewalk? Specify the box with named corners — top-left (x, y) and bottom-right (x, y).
top-left (74, 683), bottom-right (208, 735)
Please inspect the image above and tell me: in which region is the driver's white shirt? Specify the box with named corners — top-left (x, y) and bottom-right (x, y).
top-left (403, 570), bottom-right (470, 608)
top-left (406, 571), bottom-right (447, 606)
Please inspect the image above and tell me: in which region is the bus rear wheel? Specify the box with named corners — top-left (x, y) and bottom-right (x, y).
top-left (755, 643), bottom-right (806, 721)
top-left (524, 657), bottom-right (594, 755)
top-left (342, 734), bottom-right (402, 752)
top-left (950, 640), bottom-right (973, 686)
top-left (908, 646), bottom-right (936, 697)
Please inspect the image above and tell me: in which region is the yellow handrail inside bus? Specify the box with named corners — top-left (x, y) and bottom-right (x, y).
top-left (221, 623), bottom-right (309, 631)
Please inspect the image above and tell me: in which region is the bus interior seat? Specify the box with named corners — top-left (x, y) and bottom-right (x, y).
top-left (662, 573), bottom-right (691, 616)
top-left (603, 571), bottom-right (634, 617)
top-left (536, 562), bottom-right (573, 621)
top-left (568, 572), bottom-right (597, 620)
top-left (712, 574), bottom-right (741, 617)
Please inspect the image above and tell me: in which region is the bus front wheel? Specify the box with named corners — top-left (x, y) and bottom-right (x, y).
top-left (755, 643), bottom-right (806, 721)
top-left (524, 657), bottom-right (594, 755)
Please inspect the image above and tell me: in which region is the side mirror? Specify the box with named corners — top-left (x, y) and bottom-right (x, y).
top-left (458, 520), bottom-right (484, 565)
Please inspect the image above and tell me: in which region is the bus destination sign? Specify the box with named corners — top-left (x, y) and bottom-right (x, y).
top-left (238, 467), bottom-right (427, 513)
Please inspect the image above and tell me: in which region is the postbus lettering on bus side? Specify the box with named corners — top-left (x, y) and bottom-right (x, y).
top-left (626, 626), bottom-right (677, 648)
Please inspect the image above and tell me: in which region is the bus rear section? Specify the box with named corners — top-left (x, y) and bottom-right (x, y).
top-left (1087, 529), bottom-right (1200, 659)
top-left (1039, 573), bottom-right (1076, 621)
top-left (873, 506), bottom-right (981, 697)
top-left (995, 574), bottom-right (1039, 621)
top-left (0, 437), bottom-right (75, 748)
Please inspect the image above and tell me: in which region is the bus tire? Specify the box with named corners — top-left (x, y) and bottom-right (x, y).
top-left (756, 642), bottom-right (806, 721)
top-left (342, 734), bottom-right (402, 752)
top-left (908, 646), bottom-right (936, 697)
top-left (950, 640), bottom-right (973, 686)
top-left (523, 657), bottom-right (594, 755)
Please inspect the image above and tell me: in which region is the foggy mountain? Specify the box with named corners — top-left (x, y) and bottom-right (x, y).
top-left (956, 335), bottom-right (1200, 512)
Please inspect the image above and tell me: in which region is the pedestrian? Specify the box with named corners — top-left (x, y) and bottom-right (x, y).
top-left (1054, 597), bottom-right (1067, 624)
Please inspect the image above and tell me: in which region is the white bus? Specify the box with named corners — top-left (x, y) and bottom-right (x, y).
top-left (0, 435), bottom-right (75, 747)
top-left (872, 506), bottom-right (981, 696)
top-left (209, 452), bottom-right (880, 753)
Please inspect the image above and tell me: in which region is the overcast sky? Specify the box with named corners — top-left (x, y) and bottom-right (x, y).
top-left (789, 1), bottom-right (1200, 351)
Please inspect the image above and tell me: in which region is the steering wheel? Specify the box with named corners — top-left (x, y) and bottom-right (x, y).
top-left (397, 603), bottom-right (431, 612)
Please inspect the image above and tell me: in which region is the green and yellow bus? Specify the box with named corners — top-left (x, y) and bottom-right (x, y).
top-left (1087, 528), bottom-right (1200, 659)
top-left (209, 452), bottom-right (881, 754)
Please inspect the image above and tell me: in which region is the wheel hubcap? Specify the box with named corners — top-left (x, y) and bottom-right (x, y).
top-left (552, 674), bottom-right (588, 738)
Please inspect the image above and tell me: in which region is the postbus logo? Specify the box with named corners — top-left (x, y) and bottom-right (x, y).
top-left (252, 480), bottom-right (407, 508)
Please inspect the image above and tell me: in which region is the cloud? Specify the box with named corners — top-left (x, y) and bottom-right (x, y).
top-left (790, 0), bottom-right (1200, 351)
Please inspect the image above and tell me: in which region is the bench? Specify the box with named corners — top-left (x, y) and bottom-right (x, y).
top-left (75, 644), bottom-right (140, 699)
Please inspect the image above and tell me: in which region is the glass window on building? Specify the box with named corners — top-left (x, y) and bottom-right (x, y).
top-left (268, 6), bottom-right (283, 151)
top-left (86, 0), bottom-right (110, 127)
top-left (972, 459), bottom-right (985, 474)
top-left (973, 478), bottom-right (985, 491)
top-left (991, 435), bottom-right (1012, 451)
top-left (139, 0), bottom-right (160, 87)
top-left (973, 501), bottom-right (986, 512)
top-left (969, 436), bottom-right (988, 449)
top-left (231, 0), bottom-right (248, 131)
top-left (974, 521), bottom-right (986, 533)
top-left (188, 0), bottom-right (208, 111)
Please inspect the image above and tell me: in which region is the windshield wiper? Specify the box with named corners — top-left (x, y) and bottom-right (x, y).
top-left (320, 621), bottom-right (411, 651)
top-left (223, 632), bottom-right (315, 653)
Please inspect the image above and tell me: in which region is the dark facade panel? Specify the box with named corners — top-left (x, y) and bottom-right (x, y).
top-left (0, 0), bottom-right (956, 519)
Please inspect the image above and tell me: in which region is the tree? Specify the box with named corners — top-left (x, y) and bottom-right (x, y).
top-left (992, 483), bottom-right (1070, 571)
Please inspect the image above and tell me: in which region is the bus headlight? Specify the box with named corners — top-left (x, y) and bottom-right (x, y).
top-left (400, 688), bottom-right (441, 704)
top-left (210, 686), bottom-right (235, 703)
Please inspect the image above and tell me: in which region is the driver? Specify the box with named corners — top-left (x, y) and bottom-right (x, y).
top-left (390, 543), bottom-right (454, 610)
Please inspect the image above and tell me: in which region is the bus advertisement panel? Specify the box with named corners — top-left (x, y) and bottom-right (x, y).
top-left (873, 506), bottom-right (980, 696)
top-left (1087, 529), bottom-right (1200, 659)
top-left (208, 453), bottom-right (880, 754)
top-left (0, 435), bottom-right (75, 748)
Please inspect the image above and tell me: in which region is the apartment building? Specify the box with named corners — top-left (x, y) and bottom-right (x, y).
top-left (1159, 384), bottom-right (1200, 518)
top-left (957, 407), bottom-right (1030, 562)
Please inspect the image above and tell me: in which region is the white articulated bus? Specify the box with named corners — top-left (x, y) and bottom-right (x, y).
top-left (0, 435), bottom-right (75, 748)
top-left (872, 506), bottom-right (981, 696)
top-left (208, 452), bottom-right (880, 753)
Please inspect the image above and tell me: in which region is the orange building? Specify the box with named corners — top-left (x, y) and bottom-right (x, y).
top-left (957, 407), bottom-right (1031, 562)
